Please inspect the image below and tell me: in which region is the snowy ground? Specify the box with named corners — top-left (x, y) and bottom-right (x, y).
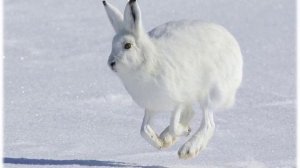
top-left (4, 0), bottom-right (296, 167)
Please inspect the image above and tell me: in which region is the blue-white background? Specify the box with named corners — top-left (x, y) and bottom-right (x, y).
top-left (4, 0), bottom-right (296, 167)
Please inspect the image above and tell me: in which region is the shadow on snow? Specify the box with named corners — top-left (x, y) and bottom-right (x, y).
top-left (4, 157), bottom-right (168, 168)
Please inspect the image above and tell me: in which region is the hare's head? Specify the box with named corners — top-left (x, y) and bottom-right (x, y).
top-left (103, 0), bottom-right (153, 74)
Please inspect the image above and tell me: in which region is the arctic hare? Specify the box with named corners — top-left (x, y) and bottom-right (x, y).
top-left (102, 0), bottom-right (242, 159)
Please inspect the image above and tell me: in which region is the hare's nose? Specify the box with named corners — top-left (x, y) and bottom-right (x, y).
top-left (110, 61), bottom-right (116, 68)
top-left (109, 61), bottom-right (116, 71)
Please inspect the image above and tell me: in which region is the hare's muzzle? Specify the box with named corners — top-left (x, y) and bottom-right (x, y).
top-left (109, 61), bottom-right (116, 71)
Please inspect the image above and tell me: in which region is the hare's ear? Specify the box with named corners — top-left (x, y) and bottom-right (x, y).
top-left (123, 0), bottom-right (143, 35)
top-left (102, 1), bottom-right (123, 32)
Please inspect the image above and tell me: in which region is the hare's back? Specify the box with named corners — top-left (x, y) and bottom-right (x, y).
top-left (149, 20), bottom-right (242, 105)
top-left (148, 20), bottom-right (241, 63)
top-left (149, 20), bottom-right (242, 76)
top-left (149, 20), bottom-right (205, 39)
top-left (149, 20), bottom-right (232, 40)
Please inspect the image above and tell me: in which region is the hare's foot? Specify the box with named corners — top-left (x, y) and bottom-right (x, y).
top-left (159, 127), bottom-right (177, 148)
top-left (174, 124), bottom-right (191, 137)
top-left (140, 109), bottom-right (163, 149)
top-left (159, 125), bottom-right (191, 149)
top-left (178, 107), bottom-right (215, 159)
top-left (141, 125), bottom-right (163, 149)
top-left (178, 133), bottom-right (210, 159)
top-left (170, 105), bottom-right (192, 137)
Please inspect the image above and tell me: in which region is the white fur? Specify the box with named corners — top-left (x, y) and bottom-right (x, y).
top-left (103, 0), bottom-right (242, 159)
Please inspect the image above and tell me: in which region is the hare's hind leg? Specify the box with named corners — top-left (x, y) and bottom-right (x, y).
top-left (159, 105), bottom-right (194, 148)
top-left (180, 105), bottom-right (195, 126)
top-left (140, 109), bottom-right (163, 149)
top-left (178, 106), bottom-right (215, 159)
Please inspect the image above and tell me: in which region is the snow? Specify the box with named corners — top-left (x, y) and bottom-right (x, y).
top-left (4, 0), bottom-right (296, 167)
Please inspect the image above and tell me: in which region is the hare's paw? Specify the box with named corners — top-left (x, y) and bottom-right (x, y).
top-left (181, 125), bottom-right (192, 136)
top-left (140, 125), bottom-right (163, 149)
top-left (178, 135), bottom-right (208, 159)
top-left (159, 127), bottom-right (177, 148)
top-left (171, 124), bottom-right (192, 137)
top-left (159, 125), bottom-right (191, 148)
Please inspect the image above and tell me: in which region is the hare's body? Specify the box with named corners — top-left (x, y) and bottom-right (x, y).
top-left (103, 0), bottom-right (242, 160)
top-left (120, 20), bottom-right (242, 112)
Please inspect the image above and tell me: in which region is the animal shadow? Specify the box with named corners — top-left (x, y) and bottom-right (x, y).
top-left (4, 157), bottom-right (168, 168)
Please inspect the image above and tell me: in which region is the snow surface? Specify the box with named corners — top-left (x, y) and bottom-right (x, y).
top-left (4, 0), bottom-right (296, 167)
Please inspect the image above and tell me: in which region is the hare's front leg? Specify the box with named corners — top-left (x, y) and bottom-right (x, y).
top-left (178, 106), bottom-right (215, 159)
top-left (169, 105), bottom-right (193, 136)
top-left (140, 109), bottom-right (163, 149)
top-left (159, 105), bottom-right (194, 148)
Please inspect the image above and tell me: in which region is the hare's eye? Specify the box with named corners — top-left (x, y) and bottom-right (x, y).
top-left (124, 43), bottom-right (132, 50)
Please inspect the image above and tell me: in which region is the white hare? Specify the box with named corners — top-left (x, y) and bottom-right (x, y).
top-left (102, 0), bottom-right (242, 159)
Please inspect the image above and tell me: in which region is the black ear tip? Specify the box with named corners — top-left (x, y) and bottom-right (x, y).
top-left (129, 0), bottom-right (136, 4)
top-left (102, 0), bottom-right (107, 6)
